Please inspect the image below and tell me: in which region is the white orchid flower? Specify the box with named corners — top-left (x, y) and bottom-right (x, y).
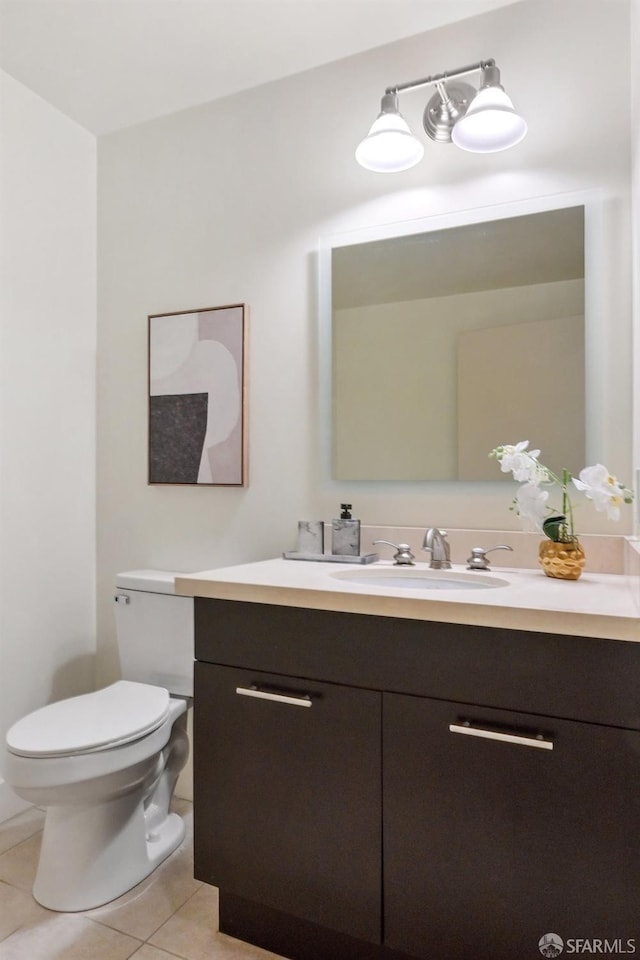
top-left (491, 442), bottom-right (633, 542)
top-left (572, 464), bottom-right (630, 522)
top-left (494, 441), bottom-right (543, 484)
top-left (515, 482), bottom-right (549, 533)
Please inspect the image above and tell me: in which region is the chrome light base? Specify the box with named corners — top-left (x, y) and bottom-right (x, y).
top-left (422, 81), bottom-right (475, 143)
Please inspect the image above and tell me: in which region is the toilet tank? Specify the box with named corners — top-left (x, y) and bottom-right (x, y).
top-left (114, 570), bottom-right (194, 697)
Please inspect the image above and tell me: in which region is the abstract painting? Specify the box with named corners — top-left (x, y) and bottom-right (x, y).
top-left (148, 304), bottom-right (248, 485)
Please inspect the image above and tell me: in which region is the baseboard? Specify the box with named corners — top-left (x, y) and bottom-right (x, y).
top-left (0, 778), bottom-right (31, 823)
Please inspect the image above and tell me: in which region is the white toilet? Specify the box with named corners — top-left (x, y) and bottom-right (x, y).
top-left (3, 570), bottom-right (194, 912)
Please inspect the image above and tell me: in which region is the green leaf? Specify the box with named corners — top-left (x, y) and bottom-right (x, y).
top-left (542, 515), bottom-right (567, 542)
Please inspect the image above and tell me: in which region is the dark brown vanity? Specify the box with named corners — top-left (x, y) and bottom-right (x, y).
top-left (193, 596), bottom-right (640, 960)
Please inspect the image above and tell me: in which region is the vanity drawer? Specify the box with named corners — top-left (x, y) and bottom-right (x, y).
top-left (195, 598), bottom-right (640, 729)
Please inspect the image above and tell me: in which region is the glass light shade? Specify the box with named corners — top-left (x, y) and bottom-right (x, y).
top-left (451, 86), bottom-right (527, 153)
top-left (355, 111), bottom-right (424, 173)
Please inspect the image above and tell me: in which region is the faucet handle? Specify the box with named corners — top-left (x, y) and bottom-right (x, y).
top-left (373, 540), bottom-right (416, 566)
top-left (466, 544), bottom-right (513, 570)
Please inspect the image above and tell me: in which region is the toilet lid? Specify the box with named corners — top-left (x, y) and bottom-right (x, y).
top-left (6, 681), bottom-right (171, 757)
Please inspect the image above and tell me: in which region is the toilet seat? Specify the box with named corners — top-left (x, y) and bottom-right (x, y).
top-left (6, 681), bottom-right (171, 758)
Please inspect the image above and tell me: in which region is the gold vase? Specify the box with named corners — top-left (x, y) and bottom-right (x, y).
top-left (538, 539), bottom-right (586, 580)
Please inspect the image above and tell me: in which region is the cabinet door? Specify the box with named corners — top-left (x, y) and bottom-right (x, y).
top-left (384, 692), bottom-right (640, 960)
top-left (194, 662), bottom-right (381, 943)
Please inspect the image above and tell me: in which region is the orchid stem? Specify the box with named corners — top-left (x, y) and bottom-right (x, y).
top-left (529, 453), bottom-right (575, 541)
top-left (561, 467), bottom-right (575, 539)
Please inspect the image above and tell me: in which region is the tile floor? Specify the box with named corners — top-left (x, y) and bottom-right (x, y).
top-left (0, 799), bottom-right (284, 960)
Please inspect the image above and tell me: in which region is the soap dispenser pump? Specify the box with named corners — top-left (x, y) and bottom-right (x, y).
top-left (331, 503), bottom-right (361, 557)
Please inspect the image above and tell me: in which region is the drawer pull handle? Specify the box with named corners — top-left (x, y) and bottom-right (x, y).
top-left (449, 722), bottom-right (553, 750)
top-left (236, 686), bottom-right (312, 708)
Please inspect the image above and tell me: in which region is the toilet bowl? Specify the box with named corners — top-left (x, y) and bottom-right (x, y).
top-left (3, 571), bottom-right (194, 912)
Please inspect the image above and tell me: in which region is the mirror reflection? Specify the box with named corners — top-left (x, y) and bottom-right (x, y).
top-left (331, 206), bottom-right (585, 482)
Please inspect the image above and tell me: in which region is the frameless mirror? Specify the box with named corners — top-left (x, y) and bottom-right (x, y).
top-left (325, 205), bottom-right (585, 482)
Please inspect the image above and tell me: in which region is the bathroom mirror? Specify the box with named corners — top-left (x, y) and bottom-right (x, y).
top-left (322, 204), bottom-right (586, 482)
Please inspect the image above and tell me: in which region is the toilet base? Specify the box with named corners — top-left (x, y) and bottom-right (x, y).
top-left (30, 705), bottom-right (190, 912)
top-left (33, 792), bottom-right (186, 911)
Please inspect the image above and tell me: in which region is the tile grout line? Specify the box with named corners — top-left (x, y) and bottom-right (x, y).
top-left (132, 942), bottom-right (194, 960)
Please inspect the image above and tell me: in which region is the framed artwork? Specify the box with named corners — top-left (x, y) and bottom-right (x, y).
top-left (148, 304), bottom-right (248, 485)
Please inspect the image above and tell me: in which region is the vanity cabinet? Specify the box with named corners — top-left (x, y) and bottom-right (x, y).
top-left (194, 598), bottom-right (640, 960)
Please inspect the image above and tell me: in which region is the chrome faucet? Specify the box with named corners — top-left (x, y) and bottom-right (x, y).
top-left (422, 527), bottom-right (452, 569)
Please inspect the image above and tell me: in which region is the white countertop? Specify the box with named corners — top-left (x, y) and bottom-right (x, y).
top-left (175, 558), bottom-right (640, 643)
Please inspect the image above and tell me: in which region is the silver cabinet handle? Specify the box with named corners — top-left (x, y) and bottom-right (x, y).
top-left (236, 685), bottom-right (312, 708)
top-left (449, 722), bottom-right (553, 750)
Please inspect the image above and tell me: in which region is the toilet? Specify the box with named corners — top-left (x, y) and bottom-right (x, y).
top-left (3, 570), bottom-right (194, 912)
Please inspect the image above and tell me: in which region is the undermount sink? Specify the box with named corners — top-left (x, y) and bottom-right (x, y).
top-left (331, 567), bottom-right (509, 591)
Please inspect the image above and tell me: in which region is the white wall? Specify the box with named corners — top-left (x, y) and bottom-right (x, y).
top-left (0, 71), bottom-right (97, 818)
top-left (632, 0), bottom-right (640, 528)
top-left (97, 0), bottom-right (633, 681)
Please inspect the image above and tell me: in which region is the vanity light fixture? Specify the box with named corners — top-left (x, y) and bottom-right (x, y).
top-left (356, 59), bottom-right (527, 172)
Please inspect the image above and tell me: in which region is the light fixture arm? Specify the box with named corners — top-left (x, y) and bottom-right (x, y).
top-left (384, 59), bottom-right (496, 97)
top-left (434, 81), bottom-right (455, 111)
